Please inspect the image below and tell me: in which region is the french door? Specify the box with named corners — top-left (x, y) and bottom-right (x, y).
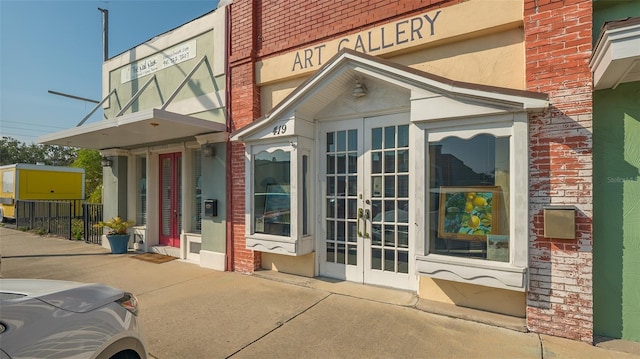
top-left (319, 113), bottom-right (413, 290)
top-left (159, 153), bottom-right (182, 247)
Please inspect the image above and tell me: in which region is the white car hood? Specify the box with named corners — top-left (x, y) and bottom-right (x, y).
top-left (0, 279), bottom-right (123, 313)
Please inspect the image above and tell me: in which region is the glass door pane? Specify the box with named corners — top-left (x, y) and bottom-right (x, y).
top-left (363, 113), bottom-right (413, 290)
top-left (325, 129), bottom-right (359, 266)
top-left (368, 123), bottom-right (410, 274)
top-left (319, 119), bottom-right (363, 282)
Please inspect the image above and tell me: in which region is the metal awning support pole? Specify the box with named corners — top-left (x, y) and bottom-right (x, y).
top-left (116, 75), bottom-right (157, 117)
top-left (77, 89), bottom-right (117, 127)
top-left (160, 56), bottom-right (208, 111)
top-left (98, 8), bottom-right (109, 62)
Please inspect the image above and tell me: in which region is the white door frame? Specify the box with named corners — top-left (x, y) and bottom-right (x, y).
top-left (317, 113), bottom-right (415, 291)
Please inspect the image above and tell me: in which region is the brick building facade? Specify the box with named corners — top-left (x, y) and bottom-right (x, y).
top-left (227, 0), bottom-right (595, 343)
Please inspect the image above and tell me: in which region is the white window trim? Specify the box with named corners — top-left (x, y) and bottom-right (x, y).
top-left (413, 113), bottom-right (529, 291)
top-left (244, 141), bottom-right (314, 256)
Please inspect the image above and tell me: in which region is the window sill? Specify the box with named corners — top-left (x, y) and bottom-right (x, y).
top-left (246, 234), bottom-right (314, 256)
top-left (415, 254), bottom-right (527, 291)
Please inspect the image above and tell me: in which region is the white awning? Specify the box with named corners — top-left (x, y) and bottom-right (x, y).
top-left (38, 108), bottom-right (226, 150)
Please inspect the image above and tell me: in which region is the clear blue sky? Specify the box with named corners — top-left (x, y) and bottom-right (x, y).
top-left (0, 0), bottom-right (220, 144)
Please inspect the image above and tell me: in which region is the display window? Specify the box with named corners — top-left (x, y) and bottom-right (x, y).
top-left (193, 149), bottom-right (202, 233)
top-left (244, 138), bottom-right (314, 256)
top-left (415, 113), bottom-right (530, 291)
top-left (429, 134), bottom-right (510, 263)
top-left (135, 155), bottom-right (147, 226)
top-left (253, 149), bottom-right (291, 236)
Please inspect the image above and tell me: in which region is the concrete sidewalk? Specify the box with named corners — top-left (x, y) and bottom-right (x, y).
top-left (1, 227), bottom-right (638, 359)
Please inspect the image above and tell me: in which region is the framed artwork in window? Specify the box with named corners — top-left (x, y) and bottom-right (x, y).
top-left (438, 186), bottom-right (500, 241)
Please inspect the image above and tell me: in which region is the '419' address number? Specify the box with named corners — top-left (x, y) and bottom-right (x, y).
top-left (273, 124), bottom-right (287, 135)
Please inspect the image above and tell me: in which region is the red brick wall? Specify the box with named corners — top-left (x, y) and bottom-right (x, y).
top-left (229, 1), bottom-right (261, 273)
top-left (524, 0), bottom-right (593, 342)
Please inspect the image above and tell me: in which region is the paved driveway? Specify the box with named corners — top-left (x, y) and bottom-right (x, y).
top-left (1, 227), bottom-right (637, 359)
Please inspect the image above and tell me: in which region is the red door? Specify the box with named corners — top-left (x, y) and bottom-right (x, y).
top-left (159, 153), bottom-right (182, 247)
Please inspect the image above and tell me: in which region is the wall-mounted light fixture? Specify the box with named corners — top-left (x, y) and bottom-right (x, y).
top-left (202, 143), bottom-right (216, 157)
top-left (352, 80), bottom-right (367, 97)
top-left (101, 156), bottom-right (112, 167)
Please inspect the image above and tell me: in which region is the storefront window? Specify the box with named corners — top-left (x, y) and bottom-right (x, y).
top-left (302, 154), bottom-right (309, 235)
top-left (254, 149), bottom-right (291, 236)
top-left (193, 149), bottom-right (202, 233)
top-left (135, 156), bottom-right (147, 225)
top-left (428, 134), bottom-right (510, 262)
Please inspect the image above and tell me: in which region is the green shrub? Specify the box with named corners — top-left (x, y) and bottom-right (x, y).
top-left (72, 219), bottom-right (84, 240)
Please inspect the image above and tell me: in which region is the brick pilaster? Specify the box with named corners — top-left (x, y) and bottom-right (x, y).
top-left (524, 0), bottom-right (593, 343)
top-left (229, 0), bottom-right (262, 273)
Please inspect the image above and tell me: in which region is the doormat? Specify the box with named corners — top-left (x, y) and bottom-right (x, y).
top-left (132, 253), bottom-right (176, 264)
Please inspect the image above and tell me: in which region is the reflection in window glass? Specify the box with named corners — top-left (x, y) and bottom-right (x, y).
top-left (372, 128), bottom-right (382, 150)
top-left (337, 131), bottom-right (346, 152)
top-left (303, 155), bottom-right (308, 235)
top-left (327, 132), bottom-right (335, 152)
top-left (384, 126), bottom-right (396, 149)
top-left (348, 130), bottom-right (357, 151)
top-left (193, 150), bottom-right (202, 233)
top-left (326, 130), bottom-right (359, 266)
top-left (367, 123), bottom-right (410, 274)
top-left (254, 150), bottom-right (291, 236)
top-left (428, 135), bottom-right (510, 262)
top-left (398, 125), bottom-right (409, 148)
top-left (136, 156), bottom-right (147, 225)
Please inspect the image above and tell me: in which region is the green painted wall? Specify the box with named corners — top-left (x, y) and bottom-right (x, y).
top-left (593, 1), bottom-right (640, 342)
top-left (105, 30), bottom-right (225, 122)
top-left (201, 142), bottom-right (226, 253)
top-left (593, 0), bottom-right (637, 44)
top-left (593, 81), bottom-right (640, 342)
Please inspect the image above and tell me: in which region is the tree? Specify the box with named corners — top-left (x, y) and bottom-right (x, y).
top-left (0, 137), bottom-right (23, 165)
top-left (0, 137), bottom-right (77, 166)
top-left (71, 149), bottom-right (103, 203)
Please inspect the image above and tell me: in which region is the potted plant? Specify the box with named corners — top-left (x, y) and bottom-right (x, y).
top-left (94, 217), bottom-right (135, 254)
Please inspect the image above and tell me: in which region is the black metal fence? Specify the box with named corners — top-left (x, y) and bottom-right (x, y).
top-left (83, 203), bottom-right (104, 245)
top-left (15, 200), bottom-right (103, 244)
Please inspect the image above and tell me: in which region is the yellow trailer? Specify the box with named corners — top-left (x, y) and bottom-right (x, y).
top-left (0, 164), bottom-right (85, 222)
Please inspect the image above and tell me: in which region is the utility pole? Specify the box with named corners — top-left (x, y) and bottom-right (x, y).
top-left (98, 8), bottom-right (109, 62)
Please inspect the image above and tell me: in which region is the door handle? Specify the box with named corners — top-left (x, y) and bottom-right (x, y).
top-left (357, 208), bottom-right (363, 236)
top-left (363, 209), bottom-right (370, 238)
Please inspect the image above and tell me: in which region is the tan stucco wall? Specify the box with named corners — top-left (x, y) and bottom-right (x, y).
top-left (257, 0), bottom-right (522, 86)
top-left (419, 276), bottom-right (526, 317)
top-left (392, 28), bottom-right (524, 89)
top-left (259, 0), bottom-right (525, 116)
top-left (262, 252), bottom-right (315, 277)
